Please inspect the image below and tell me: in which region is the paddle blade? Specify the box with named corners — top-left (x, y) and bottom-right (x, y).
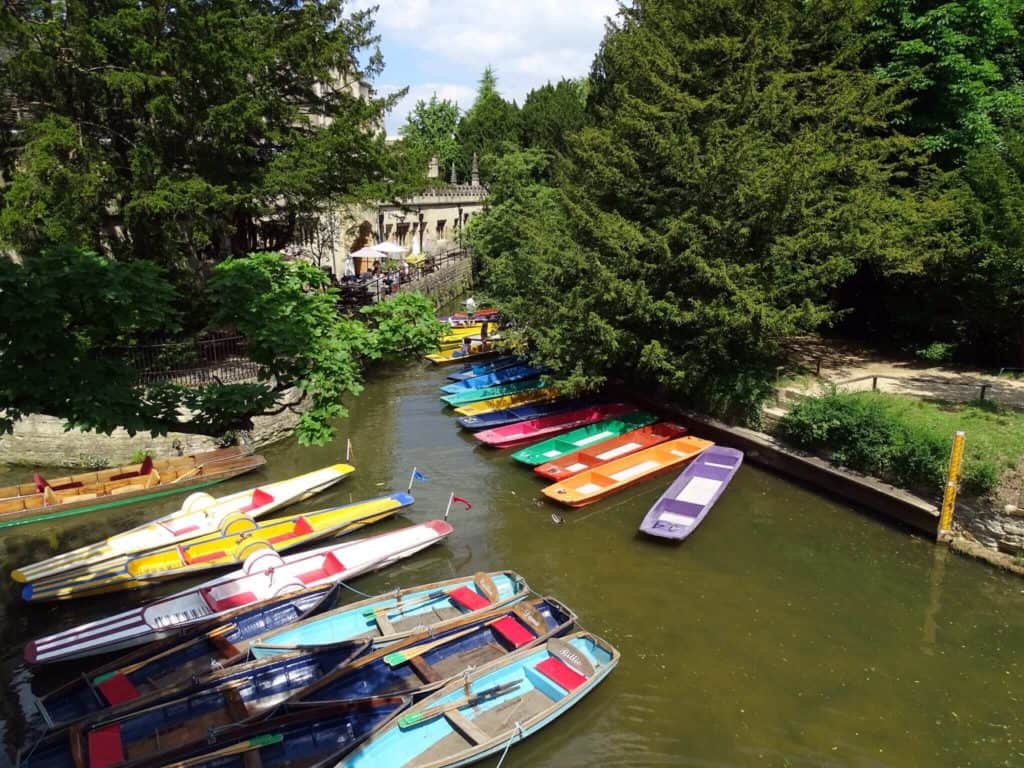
top-left (398, 711), bottom-right (425, 728)
top-left (383, 650), bottom-right (408, 667)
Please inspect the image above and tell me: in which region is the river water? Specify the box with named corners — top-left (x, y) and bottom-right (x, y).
top-left (1, 362), bottom-right (1022, 767)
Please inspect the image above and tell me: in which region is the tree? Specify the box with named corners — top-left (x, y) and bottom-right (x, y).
top-left (520, 79), bottom-right (590, 156)
top-left (399, 95), bottom-right (461, 175)
top-left (456, 67), bottom-right (522, 181)
top-left (476, 0), bottom-right (937, 419)
top-left (867, 0), bottom-right (1024, 159)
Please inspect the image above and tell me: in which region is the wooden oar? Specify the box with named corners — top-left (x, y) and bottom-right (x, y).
top-left (361, 590), bottom-right (447, 620)
top-left (163, 732), bottom-right (282, 768)
top-left (115, 624), bottom-right (238, 677)
top-left (398, 680), bottom-right (521, 728)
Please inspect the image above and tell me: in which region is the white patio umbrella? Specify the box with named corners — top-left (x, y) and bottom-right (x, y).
top-left (374, 241), bottom-right (408, 255)
top-left (349, 246), bottom-right (386, 260)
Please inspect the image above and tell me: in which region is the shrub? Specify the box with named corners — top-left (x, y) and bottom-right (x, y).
top-left (915, 342), bottom-right (956, 364)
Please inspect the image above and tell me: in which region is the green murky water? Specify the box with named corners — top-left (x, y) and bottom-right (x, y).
top-left (1, 362), bottom-right (1022, 766)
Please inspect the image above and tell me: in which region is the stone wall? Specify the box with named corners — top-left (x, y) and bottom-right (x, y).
top-left (0, 389), bottom-right (307, 469)
top-left (396, 253), bottom-right (474, 306)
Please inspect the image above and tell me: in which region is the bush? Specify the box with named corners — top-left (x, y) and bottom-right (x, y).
top-left (915, 342), bottom-right (956, 364)
top-left (778, 392), bottom-right (1002, 497)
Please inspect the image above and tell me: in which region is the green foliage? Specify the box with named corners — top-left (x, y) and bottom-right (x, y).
top-left (916, 341), bottom-right (957, 363)
top-left (869, 0), bottom-right (1024, 157)
top-left (520, 79), bottom-right (589, 156)
top-left (400, 95), bottom-right (461, 176)
top-left (0, 0), bottom-right (408, 273)
top-left (360, 293), bottom-right (446, 362)
top-left (456, 67), bottom-right (522, 181)
top-left (778, 392), bottom-right (1021, 496)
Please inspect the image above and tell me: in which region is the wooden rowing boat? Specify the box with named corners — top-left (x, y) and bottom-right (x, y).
top-left (439, 364), bottom-right (542, 394)
top-left (638, 446), bottom-right (744, 540)
top-left (24, 520), bottom-right (454, 664)
top-left (475, 404), bottom-right (642, 451)
top-left (337, 631), bottom-right (620, 768)
top-left (104, 698), bottom-right (412, 768)
top-left (20, 650), bottom-right (395, 768)
top-left (441, 379), bottom-right (546, 407)
top-left (249, 570), bottom-right (530, 657)
top-left (22, 493), bottom-right (414, 602)
top-left (0, 447), bottom-right (266, 530)
top-left (130, 699), bottom-right (411, 768)
top-left (451, 388), bottom-right (561, 417)
top-left (541, 435), bottom-right (714, 507)
top-left (294, 596), bottom-right (576, 705)
top-left (13, 463), bottom-right (355, 584)
top-left (534, 423), bottom-right (689, 482)
top-left (34, 584), bottom-right (342, 730)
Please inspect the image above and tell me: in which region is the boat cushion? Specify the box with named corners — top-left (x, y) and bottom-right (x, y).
top-left (96, 673), bottom-right (140, 706)
top-left (535, 656), bottom-right (587, 692)
top-left (87, 724), bottom-right (124, 768)
top-left (491, 616), bottom-right (534, 648)
top-left (202, 588), bottom-right (258, 612)
top-left (33, 473), bottom-right (49, 493)
top-left (448, 586), bottom-right (490, 611)
top-left (239, 488), bottom-right (274, 513)
top-left (139, 456), bottom-right (154, 475)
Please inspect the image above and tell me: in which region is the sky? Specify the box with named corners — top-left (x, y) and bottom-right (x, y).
top-left (355, 1), bottom-right (621, 136)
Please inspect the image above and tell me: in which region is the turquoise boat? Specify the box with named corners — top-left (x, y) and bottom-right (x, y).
top-left (441, 380), bottom-right (546, 407)
top-left (250, 571), bottom-right (529, 658)
top-left (338, 631), bottom-right (619, 768)
top-left (511, 411), bottom-right (659, 465)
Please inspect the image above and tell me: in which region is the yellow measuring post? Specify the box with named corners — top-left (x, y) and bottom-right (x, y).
top-left (938, 431), bottom-right (966, 537)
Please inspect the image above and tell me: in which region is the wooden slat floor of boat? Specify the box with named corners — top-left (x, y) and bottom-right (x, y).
top-left (405, 690), bottom-right (553, 767)
top-left (123, 708), bottom-right (236, 762)
top-left (430, 643), bottom-right (504, 679)
top-left (390, 606), bottom-right (462, 634)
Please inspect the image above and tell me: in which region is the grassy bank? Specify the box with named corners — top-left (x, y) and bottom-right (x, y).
top-left (776, 392), bottom-right (1024, 499)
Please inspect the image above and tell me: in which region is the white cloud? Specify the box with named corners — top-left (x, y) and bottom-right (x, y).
top-left (359, 0), bottom-right (621, 134)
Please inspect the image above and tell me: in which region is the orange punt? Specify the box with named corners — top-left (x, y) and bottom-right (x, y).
top-left (541, 435), bottom-right (714, 508)
top-left (533, 422), bottom-right (689, 483)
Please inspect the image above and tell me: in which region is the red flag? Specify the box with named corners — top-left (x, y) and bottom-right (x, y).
top-left (450, 495), bottom-right (473, 510)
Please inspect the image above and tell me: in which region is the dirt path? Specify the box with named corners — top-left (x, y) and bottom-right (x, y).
top-left (784, 336), bottom-right (1024, 410)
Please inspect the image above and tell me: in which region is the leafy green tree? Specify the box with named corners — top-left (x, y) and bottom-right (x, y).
top-left (399, 95), bottom-right (461, 178)
top-left (868, 0), bottom-right (1024, 158)
top-left (476, 0), bottom-right (937, 419)
top-left (520, 79), bottom-right (590, 156)
top-left (456, 67), bottom-right (522, 181)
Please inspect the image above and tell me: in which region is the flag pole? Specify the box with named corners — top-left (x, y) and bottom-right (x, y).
top-left (407, 467), bottom-right (417, 493)
top-left (444, 492), bottom-right (454, 521)
top-left (346, 438), bottom-right (352, 463)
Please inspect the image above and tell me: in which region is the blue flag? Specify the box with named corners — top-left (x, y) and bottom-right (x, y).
top-left (413, 470), bottom-right (429, 482)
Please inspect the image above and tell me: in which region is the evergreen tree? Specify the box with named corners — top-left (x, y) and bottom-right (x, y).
top-left (520, 79), bottom-right (590, 156)
top-left (456, 67), bottom-right (522, 182)
top-left (399, 95), bottom-right (461, 179)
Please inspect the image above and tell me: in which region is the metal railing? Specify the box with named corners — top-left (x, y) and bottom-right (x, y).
top-left (121, 332), bottom-right (264, 387)
top-left (833, 374), bottom-right (1024, 408)
top-left (336, 247), bottom-right (471, 306)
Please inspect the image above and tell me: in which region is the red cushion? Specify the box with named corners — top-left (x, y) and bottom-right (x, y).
top-left (87, 723), bottom-right (124, 768)
top-left (51, 481), bottom-right (84, 491)
top-left (491, 616), bottom-right (534, 648)
top-left (96, 673), bottom-right (140, 706)
top-left (33, 473), bottom-right (49, 494)
top-left (449, 586), bottom-right (490, 611)
top-left (202, 588), bottom-right (257, 612)
top-left (535, 656), bottom-right (587, 692)
top-left (139, 456), bottom-right (153, 475)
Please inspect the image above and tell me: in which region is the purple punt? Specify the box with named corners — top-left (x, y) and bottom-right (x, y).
top-left (638, 445), bottom-right (744, 541)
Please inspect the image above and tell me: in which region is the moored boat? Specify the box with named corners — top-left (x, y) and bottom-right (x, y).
top-left (337, 631), bottom-right (620, 768)
top-left (90, 698), bottom-right (412, 768)
top-left (13, 463), bottom-right (355, 584)
top-left (534, 422), bottom-right (689, 482)
top-left (425, 335), bottom-right (502, 365)
top-left (638, 446), bottom-right (744, 540)
top-left (22, 493), bottom-right (414, 602)
top-left (34, 583), bottom-right (342, 730)
top-left (294, 596), bottom-right (576, 705)
top-left (439, 364), bottom-right (542, 394)
top-left (20, 642), bottom-right (372, 768)
top-left (25, 520), bottom-right (454, 664)
top-left (0, 447), bottom-right (266, 530)
top-left (250, 570), bottom-right (530, 657)
top-left (451, 388), bottom-right (561, 417)
top-left (542, 436), bottom-right (714, 508)
top-left (441, 379), bottom-right (545, 407)
top-left (446, 356), bottom-right (521, 382)
top-left (476, 405), bottom-right (644, 451)
top-left (455, 398), bottom-right (600, 430)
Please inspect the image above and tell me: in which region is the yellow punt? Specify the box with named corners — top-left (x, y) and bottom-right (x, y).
top-left (453, 388), bottom-right (562, 417)
top-left (541, 436), bottom-right (714, 508)
top-left (22, 493), bottom-right (413, 602)
top-left (438, 323), bottom-right (487, 350)
top-left (425, 342), bottom-right (501, 365)
top-left (13, 463), bottom-right (355, 584)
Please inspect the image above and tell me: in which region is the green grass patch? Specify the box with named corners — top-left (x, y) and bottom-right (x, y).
top-left (776, 392), bottom-right (1024, 498)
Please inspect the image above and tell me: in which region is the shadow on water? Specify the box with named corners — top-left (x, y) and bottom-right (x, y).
top-left (2, 361), bottom-right (1024, 766)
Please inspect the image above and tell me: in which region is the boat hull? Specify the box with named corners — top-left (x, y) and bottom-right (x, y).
top-left (475, 405), bottom-right (642, 452)
top-left (638, 446), bottom-right (744, 540)
top-left (452, 388), bottom-right (561, 417)
top-left (439, 365), bottom-right (542, 393)
top-left (24, 520), bottom-right (454, 664)
top-left (445, 357), bottom-right (520, 382)
top-left (534, 422), bottom-right (689, 482)
top-left (441, 380), bottom-right (545, 407)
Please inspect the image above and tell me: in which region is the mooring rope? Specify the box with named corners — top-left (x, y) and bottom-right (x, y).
top-left (494, 722), bottom-right (523, 768)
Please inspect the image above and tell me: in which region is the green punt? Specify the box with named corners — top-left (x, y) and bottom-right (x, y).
top-left (440, 379), bottom-right (545, 407)
top-left (511, 411), bottom-right (659, 465)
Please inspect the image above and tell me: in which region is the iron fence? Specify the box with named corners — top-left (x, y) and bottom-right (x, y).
top-left (121, 332), bottom-right (264, 387)
top-left (336, 247), bottom-right (471, 305)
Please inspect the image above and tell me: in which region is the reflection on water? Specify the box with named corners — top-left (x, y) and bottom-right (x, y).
top-left (2, 362), bottom-right (1023, 766)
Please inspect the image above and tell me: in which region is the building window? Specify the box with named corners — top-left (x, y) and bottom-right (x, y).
top-left (436, 220), bottom-right (446, 238)
top-left (396, 223), bottom-right (410, 245)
